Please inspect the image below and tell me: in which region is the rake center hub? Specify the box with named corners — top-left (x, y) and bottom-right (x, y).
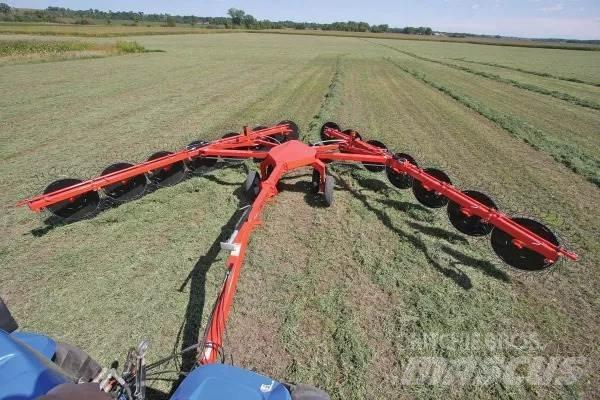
top-left (265, 139), bottom-right (316, 169)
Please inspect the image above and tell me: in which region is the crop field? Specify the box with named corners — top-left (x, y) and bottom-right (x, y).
top-left (0, 22), bottom-right (233, 37)
top-left (0, 35), bottom-right (153, 65)
top-left (1, 33), bottom-right (599, 399)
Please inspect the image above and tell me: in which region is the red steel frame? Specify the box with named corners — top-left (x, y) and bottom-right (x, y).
top-left (17, 122), bottom-right (578, 366)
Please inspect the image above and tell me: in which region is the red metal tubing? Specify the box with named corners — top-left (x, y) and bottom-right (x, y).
top-left (388, 159), bottom-right (577, 262)
top-left (17, 124), bottom-right (292, 211)
top-left (317, 152), bottom-right (387, 163)
top-left (199, 165), bottom-right (283, 364)
top-left (320, 125), bottom-right (577, 263)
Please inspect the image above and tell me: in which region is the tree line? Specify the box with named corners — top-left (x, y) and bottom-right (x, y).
top-left (0, 4), bottom-right (434, 35)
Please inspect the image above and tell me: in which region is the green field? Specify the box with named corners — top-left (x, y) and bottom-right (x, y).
top-left (1, 33), bottom-right (599, 399)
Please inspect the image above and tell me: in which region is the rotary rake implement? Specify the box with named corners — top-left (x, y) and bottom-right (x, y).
top-left (13, 119), bottom-right (578, 398)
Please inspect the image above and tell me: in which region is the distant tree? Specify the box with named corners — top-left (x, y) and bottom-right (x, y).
top-left (370, 24), bottom-right (388, 33)
top-left (0, 2), bottom-right (11, 14)
top-left (165, 15), bottom-right (176, 27)
top-left (242, 14), bottom-right (255, 27)
top-left (227, 8), bottom-right (245, 25)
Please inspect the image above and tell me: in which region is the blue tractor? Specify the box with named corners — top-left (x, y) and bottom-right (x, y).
top-left (0, 297), bottom-right (328, 400)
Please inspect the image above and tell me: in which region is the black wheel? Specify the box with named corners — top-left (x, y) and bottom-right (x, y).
top-left (101, 162), bottom-right (146, 202)
top-left (491, 218), bottom-right (560, 271)
top-left (278, 120), bottom-right (300, 142)
top-left (244, 171), bottom-right (260, 201)
top-left (53, 341), bottom-right (103, 382)
top-left (0, 296), bottom-right (18, 333)
top-left (311, 169), bottom-right (321, 194)
top-left (186, 140), bottom-right (217, 171)
top-left (323, 175), bottom-right (335, 207)
top-left (289, 384), bottom-right (330, 400)
top-left (44, 178), bottom-right (100, 220)
top-left (320, 122), bottom-right (340, 142)
top-left (146, 151), bottom-right (186, 187)
top-left (342, 129), bottom-right (362, 141)
top-left (412, 168), bottom-right (452, 208)
top-left (221, 132), bottom-right (239, 139)
top-left (363, 139), bottom-right (388, 172)
top-left (447, 190), bottom-right (498, 236)
top-left (386, 153), bottom-right (417, 189)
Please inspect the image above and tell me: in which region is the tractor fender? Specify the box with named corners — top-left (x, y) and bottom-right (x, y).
top-left (171, 363), bottom-right (292, 400)
top-left (0, 330), bottom-right (71, 399)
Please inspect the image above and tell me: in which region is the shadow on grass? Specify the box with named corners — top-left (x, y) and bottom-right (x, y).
top-left (28, 163), bottom-right (247, 237)
top-left (406, 221), bottom-right (469, 244)
top-left (442, 245), bottom-right (510, 283)
top-left (346, 168), bottom-right (511, 285)
top-left (277, 179), bottom-right (336, 208)
top-left (377, 197), bottom-right (430, 214)
top-left (334, 173), bottom-right (474, 290)
top-left (165, 183), bottom-right (250, 395)
top-left (334, 170), bottom-right (511, 290)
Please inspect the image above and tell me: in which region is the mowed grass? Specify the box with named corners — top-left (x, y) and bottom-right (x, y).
top-left (369, 39), bottom-right (600, 187)
top-left (387, 39), bottom-right (600, 85)
top-left (0, 34), bottom-right (599, 399)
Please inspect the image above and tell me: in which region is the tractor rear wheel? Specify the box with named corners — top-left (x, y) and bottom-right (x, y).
top-left (323, 175), bottom-right (335, 207)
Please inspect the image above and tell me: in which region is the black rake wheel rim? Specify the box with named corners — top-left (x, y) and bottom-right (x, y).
top-left (44, 178), bottom-right (100, 220)
top-left (386, 153), bottom-right (417, 189)
top-left (490, 217), bottom-right (560, 271)
top-left (447, 190), bottom-right (498, 236)
top-left (146, 151), bottom-right (186, 187)
top-left (101, 162), bottom-right (147, 201)
top-left (221, 132), bottom-right (239, 139)
top-left (320, 122), bottom-right (341, 142)
top-left (221, 131), bottom-right (249, 163)
top-left (343, 129), bottom-right (362, 141)
top-left (252, 127), bottom-right (271, 162)
top-left (278, 120), bottom-right (300, 142)
top-left (412, 168), bottom-right (452, 208)
top-left (186, 140), bottom-right (217, 171)
top-left (363, 139), bottom-right (388, 172)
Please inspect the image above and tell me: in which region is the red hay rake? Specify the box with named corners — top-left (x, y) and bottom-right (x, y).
top-left (17, 120), bottom-right (578, 365)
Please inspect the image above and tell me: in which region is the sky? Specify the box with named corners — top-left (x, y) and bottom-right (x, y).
top-left (8, 0), bottom-right (600, 39)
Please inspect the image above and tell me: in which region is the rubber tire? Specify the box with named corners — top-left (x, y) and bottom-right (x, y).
top-left (363, 139), bottom-right (388, 173)
top-left (0, 296), bottom-right (18, 333)
top-left (244, 171), bottom-right (260, 201)
top-left (38, 383), bottom-right (111, 400)
top-left (289, 383), bottom-right (331, 400)
top-left (278, 120), bottom-right (300, 142)
top-left (320, 122), bottom-right (341, 142)
top-left (311, 170), bottom-right (321, 194)
top-left (323, 175), bottom-right (335, 207)
top-left (53, 342), bottom-right (102, 382)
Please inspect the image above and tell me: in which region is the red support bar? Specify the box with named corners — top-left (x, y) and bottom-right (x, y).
top-left (199, 165), bottom-right (284, 364)
top-left (16, 124), bottom-right (294, 212)
top-left (317, 152), bottom-right (387, 164)
top-left (320, 125), bottom-right (577, 263)
top-left (387, 159), bottom-right (578, 262)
